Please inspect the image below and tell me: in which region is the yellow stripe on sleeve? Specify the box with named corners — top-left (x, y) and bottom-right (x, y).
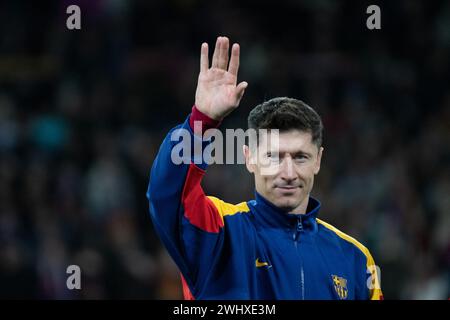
top-left (316, 218), bottom-right (383, 300)
top-left (207, 196), bottom-right (250, 223)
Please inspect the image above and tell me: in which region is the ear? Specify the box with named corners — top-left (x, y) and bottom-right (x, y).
top-left (243, 144), bottom-right (255, 173)
top-left (314, 146), bottom-right (324, 175)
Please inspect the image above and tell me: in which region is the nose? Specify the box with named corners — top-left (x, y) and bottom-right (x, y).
top-left (279, 156), bottom-right (297, 182)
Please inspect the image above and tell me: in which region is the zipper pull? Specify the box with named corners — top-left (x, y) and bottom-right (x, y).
top-left (297, 217), bottom-right (303, 233)
top-left (293, 217), bottom-right (303, 242)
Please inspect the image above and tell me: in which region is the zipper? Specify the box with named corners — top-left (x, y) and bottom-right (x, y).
top-left (300, 268), bottom-right (305, 299)
top-left (296, 217), bottom-right (303, 236)
top-left (293, 216), bottom-right (305, 300)
top-left (292, 216), bottom-right (303, 241)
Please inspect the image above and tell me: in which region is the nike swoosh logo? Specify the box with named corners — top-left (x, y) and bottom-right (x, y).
top-left (255, 258), bottom-right (272, 268)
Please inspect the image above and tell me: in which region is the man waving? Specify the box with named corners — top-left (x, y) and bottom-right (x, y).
top-left (147, 36), bottom-right (383, 300)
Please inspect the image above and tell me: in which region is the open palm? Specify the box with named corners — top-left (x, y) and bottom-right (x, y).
top-left (195, 37), bottom-right (248, 120)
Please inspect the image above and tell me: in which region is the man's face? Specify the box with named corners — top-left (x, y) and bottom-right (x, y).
top-left (244, 129), bottom-right (323, 213)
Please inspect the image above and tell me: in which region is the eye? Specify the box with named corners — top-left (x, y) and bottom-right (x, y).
top-left (294, 154), bottom-right (308, 162)
top-left (265, 152), bottom-right (280, 162)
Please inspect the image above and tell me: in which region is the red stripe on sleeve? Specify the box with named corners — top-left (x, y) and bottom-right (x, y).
top-left (181, 273), bottom-right (195, 300)
top-left (181, 163), bottom-right (224, 233)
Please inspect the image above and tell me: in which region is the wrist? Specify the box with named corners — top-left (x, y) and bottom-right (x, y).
top-left (189, 105), bottom-right (222, 133)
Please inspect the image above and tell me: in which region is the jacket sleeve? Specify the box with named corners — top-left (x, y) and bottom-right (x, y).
top-left (146, 109), bottom-right (226, 297)
top-left (366, 252), bottom-right (383, 300)
top-left (355, 247), bottom-right (384, 300)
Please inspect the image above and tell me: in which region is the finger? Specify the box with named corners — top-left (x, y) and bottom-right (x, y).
top-left (200, 42), bottom-right (209, 73)
top-left (228, 43), bottom-right (240, 76)
top-left (218, 36), bottom-right (229, 70)
top-left (235, 81), bottom-right (248, 102)
top-left (211, 37), bottom-right (221, 68)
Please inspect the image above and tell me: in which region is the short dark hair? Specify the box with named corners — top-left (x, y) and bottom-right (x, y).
top-left (247, 97), bottom-right (323, 147)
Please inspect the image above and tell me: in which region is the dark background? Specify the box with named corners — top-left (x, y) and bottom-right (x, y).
top-left (0, 0), bottom-right (448, 299)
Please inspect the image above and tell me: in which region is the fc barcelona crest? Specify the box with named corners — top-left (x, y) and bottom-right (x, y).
top-left (332, 275), bottom-right (348, 300)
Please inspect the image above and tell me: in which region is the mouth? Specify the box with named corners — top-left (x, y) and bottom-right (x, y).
top-left (275, 186), bottom-right (300, 191)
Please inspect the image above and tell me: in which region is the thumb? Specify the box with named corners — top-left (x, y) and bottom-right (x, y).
top-left (235, 81), bottom-right (248, 103)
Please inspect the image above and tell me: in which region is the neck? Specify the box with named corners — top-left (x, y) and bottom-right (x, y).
top-left (288, 196), bottom-right (309, 215)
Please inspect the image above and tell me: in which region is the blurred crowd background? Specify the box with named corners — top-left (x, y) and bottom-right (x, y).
top-left (0, 0), bottom-right (449, 299)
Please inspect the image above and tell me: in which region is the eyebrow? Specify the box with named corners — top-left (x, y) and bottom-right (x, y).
top-left (268, 150), bottom-right (313, 157)
top-left (291, 151), bottom-right (312, 157)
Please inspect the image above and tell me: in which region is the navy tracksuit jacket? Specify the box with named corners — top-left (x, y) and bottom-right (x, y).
top-left (147, 112), bottom-right (383, 300)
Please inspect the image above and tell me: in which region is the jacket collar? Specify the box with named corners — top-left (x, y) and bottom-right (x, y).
top-left (252, 191), bottom-right (321, 231)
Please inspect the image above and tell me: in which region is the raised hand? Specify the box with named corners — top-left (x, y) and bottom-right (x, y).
top-left (194, 36), bottom-right (248, 121)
